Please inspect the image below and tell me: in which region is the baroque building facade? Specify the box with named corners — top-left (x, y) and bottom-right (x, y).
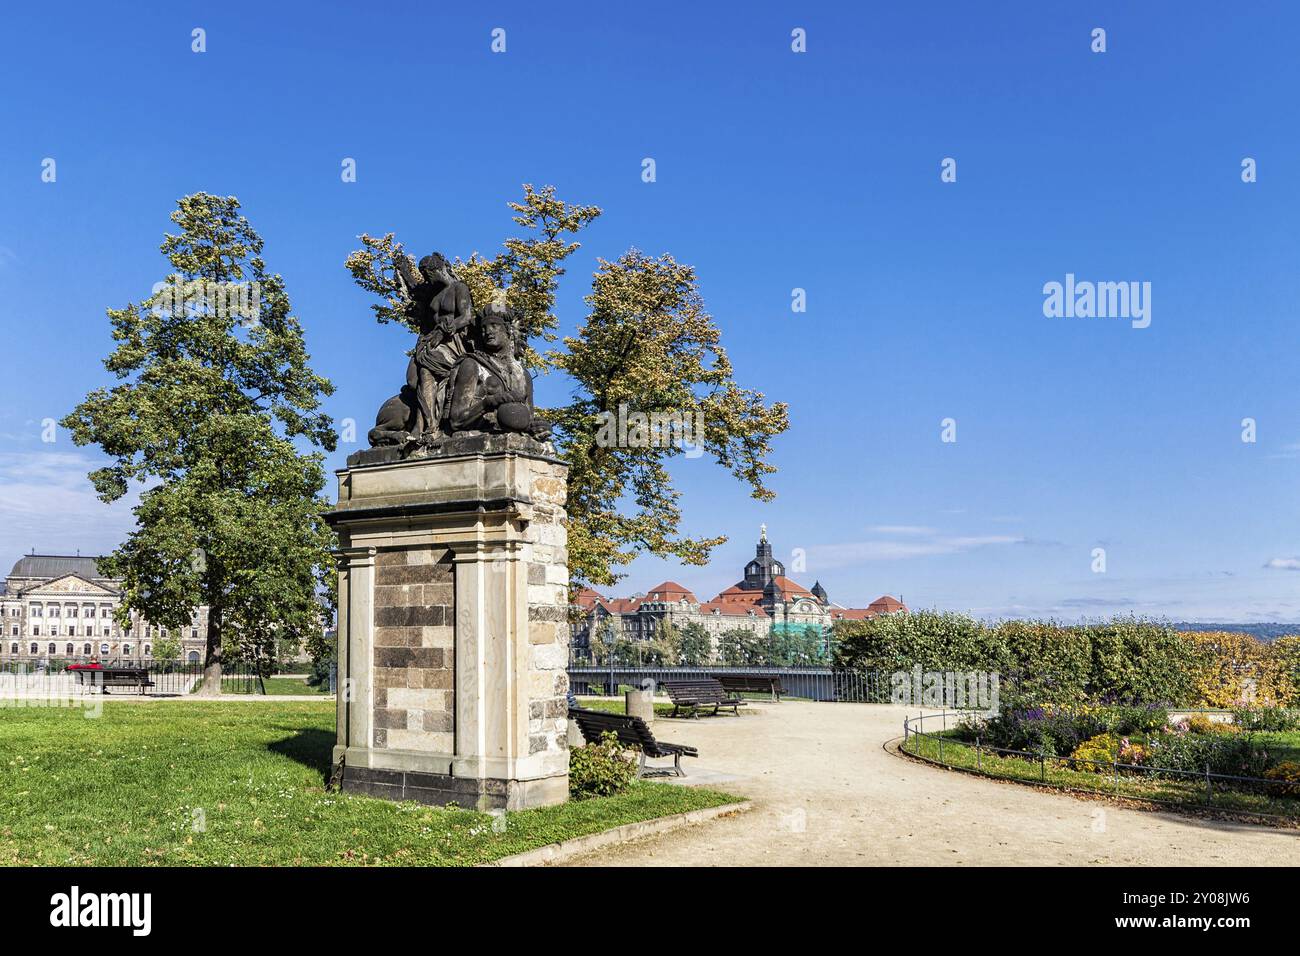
top-left (571, 527), bottom-right (906, 655)
top-left (0, 555), bottom-right (209, 663)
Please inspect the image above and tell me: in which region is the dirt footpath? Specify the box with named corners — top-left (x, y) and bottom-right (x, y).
top-left (561, 701), bottom-right (1300, 866)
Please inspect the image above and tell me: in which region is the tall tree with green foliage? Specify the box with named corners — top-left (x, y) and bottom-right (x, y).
top-left (679, 621), bottom-right (714, 666)
top-left (62, 194), bottom-right (337, 694)
top-left (719, 627), bottom-right (764, 666)
top-left (347, 184), bottom-right (789, 590)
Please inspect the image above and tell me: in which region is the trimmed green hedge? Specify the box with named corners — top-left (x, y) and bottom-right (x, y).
top-left (833, 612), bottom-right (1203, 706)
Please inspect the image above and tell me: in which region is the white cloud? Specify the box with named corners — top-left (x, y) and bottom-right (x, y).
top-left (1264, 557), bottom-right (1300, 571)
top-left (0, 451), bottom-right (137, 568)
top-left (808, 531), bottom-right (1025, 570)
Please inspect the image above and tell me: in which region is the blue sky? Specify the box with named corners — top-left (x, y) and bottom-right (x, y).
top-left (2, 2), bottom-right (1299, 621)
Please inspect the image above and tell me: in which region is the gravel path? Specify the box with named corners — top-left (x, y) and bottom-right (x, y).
top-left (561, 701), bottom-right (1300, 866)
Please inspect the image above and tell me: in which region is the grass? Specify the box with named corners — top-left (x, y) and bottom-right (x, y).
top-left (1258, 731), bottom-right (1300, 763)
top-left (903, 732), bottom-right (1300, 820)
top-left (214, 676), bottom-right (332, 696)
top-left (0, 700), bottom-right (741, 866)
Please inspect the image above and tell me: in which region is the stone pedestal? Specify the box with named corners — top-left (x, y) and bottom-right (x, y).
top-left (326, 433), bottom-right (570, 811)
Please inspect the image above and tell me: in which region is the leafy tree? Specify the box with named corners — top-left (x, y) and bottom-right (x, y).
top-left (679, 621), bottom-right (714, 666)
top-left (718, 627), bottom-right (763, 666)
top-left (62, 194), bottom-right (337, 696)
top-left (347, 185), bottom-right (789, 590)
top-left (588, 615), bottom-right (618, 666)
top-left (152, 634), bottom-right (181, 663)
top-left (645, 619), bottom-right (682, 666)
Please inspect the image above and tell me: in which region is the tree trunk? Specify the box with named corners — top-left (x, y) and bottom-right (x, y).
top-left (197, 604), bottom-right (223, 697)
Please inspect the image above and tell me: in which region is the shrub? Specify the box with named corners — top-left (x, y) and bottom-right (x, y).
top-left (1069, 733), bottom-right (1121, 771)
top-left (568, 731), bottom-right (637, 799)
top-left (1186, 713), bottom-right (1237, 735)
top-left (1231, 707), bottom-right (1300, 733)
top-left (1263, 761), bottom-right (1300, 796)
top-left (976, 705), bottom-right (1105, 757)
top-left (1144, 731), bottom-right (1273, 778)
top-left (1187, 631), bottom-right (1296, 707)
top-left (1098, 704), bottom-right (1169, 736)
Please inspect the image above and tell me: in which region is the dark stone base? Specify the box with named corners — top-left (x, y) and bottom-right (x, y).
top-left (341, 764), bottom-right (567, 811)
top-left (347, 431), bottom-right (557, 469)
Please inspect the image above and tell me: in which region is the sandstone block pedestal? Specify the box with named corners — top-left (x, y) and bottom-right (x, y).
top-left (326, 433), bottom-right (570, 811)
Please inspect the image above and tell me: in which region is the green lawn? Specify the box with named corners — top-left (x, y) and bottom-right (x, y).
top-left (213, 676), bottom-right (332, 696)
top-left (0, 701), bottom-right (741, 866)
top-left (903, 732), bottom-right (1300, 820)
top-left (1258, 731), bottom-right (1300, 763)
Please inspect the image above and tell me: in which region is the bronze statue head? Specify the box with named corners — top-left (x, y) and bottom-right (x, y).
top-left (418, 252), bottom-right (452, 288)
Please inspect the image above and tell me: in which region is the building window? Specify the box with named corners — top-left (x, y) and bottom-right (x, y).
top-left (30, 606), bottom-right (42, 617)
top-left (68, 607), bottom-right (78, 618)
top-left (101, 607), bottom-right (110, 618)
top-left (29, 643), bottom-right (37, 654)
top-left (83, 644), bottom-right (91, 655)
top-left (144, 644), bottom-right (151, 657)
top-left (9, 626), bottom-right (15, 636)
top-left (100, 643), bottom-right (109, 655)
top-left (123, 644), bottom-right (132, 656)
top-left (65, 643), bottom-right (73, 655)
top-left (9, 643), bottom-right (17, 654)
top-left (32, 625), bottom-right (39, 637)
top-left (49, 606), bottom-right (59, 617)
top-left (188, 651), bottom-right (200, 663)
top-left (191, 628), bottom-right (198, 640)
top-left (48, 643), bottom-right (56, 654)
top-left (103, 627), bottom-right (111, 637)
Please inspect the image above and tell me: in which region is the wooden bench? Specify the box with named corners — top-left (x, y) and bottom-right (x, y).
top-left (568, 708), bottom-right (698, 777)
top-left (70, 667), bottom-right (155, 695)
top-left (662, 678), bottom-right (747, 718)
top-left (711, 673), bottom-right (786, 701)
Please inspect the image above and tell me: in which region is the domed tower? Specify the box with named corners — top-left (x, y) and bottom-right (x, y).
top-left (810, 580), bottom-right (828, 605)
top-left (741, 524), bottom-right (784, 591)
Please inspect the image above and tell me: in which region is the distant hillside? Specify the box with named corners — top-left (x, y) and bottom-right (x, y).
top-left (1172, 622), bottom-right (1299, 642)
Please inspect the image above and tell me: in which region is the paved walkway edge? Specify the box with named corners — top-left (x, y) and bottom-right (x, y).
top-left (488, 799), bottom-right (754, 867)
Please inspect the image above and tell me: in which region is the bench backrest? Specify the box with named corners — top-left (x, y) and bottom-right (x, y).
top-left (569, 708), bottom-right (658, 751)
top-left (712, 674), bottom-right (785, 693)
top-left (662, 679), bottom-right (730, 703)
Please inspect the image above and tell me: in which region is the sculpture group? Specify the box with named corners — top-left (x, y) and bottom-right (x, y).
top-left (368, 252), bottom-right (549, 452)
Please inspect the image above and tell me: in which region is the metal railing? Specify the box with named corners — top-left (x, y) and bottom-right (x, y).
top-left (901, 711), bottom-right (1300, 816)
top-left (0, 659), bottom-right (327, 698)
top-left (567, 665), bottom-right (893, 702)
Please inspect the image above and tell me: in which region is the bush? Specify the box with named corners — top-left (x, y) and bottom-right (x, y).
top-left (1185, 713), bottom-right (1237, 735)
top-left (1264, 761), bottom-right (1300, 796)
top-left (568, 731), bottom-right (637, 799)
top-left (834, 613), bottom-right (1202, 707)
top-left (1098, 704), bottom-right (1169, 736)
top-left (1069, 733), bottom-right (1121, 771)
top-left (1144, 731), bottom-right (1273, 778)
top-left (1231, 707), bottom-right (1300, 733)
top-left (306, 649), bottom-right (335, 688)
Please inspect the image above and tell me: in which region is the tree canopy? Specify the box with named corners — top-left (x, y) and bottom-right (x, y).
top-left (62, 194), bottom-right (337, 689)
top-left (347, 184), bottom-right (789, 589)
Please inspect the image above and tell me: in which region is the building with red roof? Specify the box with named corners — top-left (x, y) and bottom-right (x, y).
top-left (571, 527), bottom-right (906, 657)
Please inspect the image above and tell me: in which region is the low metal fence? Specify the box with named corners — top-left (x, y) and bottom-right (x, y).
top-left (0, 659), bottom-right (319, 698)
top-left (901, 711), bottom-right (1300, 815)
top-left (567, 665), bottom-right (893, 702)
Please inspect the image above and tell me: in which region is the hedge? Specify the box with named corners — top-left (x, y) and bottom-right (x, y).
top-left (832, 612), bottom-right (1299, 708)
